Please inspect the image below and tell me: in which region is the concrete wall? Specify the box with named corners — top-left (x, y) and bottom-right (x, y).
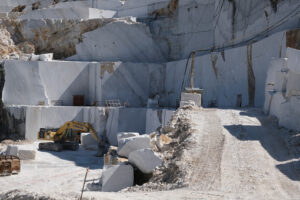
top-left (264, 48), bottom-right (300, 131)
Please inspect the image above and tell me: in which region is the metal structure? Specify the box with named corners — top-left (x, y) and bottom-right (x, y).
top-left (0, 155), bottom-right (20, 176)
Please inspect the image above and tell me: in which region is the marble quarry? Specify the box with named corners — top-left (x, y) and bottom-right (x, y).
top-left (0, 0), bottom-right (300, 142)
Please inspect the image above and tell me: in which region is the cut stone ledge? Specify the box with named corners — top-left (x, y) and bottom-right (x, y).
top-left (101, 165), bottom-right (134, 192)
top-left (117, 135), bottom-right (150, 158)
top-left (117, 132), bottom-right (139, 146)
top-left (128, 148), bottom-right (162, 174)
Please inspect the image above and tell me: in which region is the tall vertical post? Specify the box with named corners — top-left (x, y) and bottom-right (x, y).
top-left (190, 52), bottom-right (196, 91)
top-left (80, 168), bottom-right (89, 200)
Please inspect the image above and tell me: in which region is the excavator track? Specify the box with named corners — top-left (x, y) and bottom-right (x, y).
top-left (39, 142), bottom-right (79, 152)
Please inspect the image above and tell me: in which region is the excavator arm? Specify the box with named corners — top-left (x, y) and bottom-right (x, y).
top-left (38, 121), bottom-right (105, 155)
top-left (54, 121), bottom-right (100, 143)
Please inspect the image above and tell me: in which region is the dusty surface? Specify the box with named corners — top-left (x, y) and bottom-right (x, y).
top-left (1, 108), bottom-right (300, 199)
top-left (184, 108), bottom-right (300, 199)
top-left (0, 142), bottom-right (103, 200)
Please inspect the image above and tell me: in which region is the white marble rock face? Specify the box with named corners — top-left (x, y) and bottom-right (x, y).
top-left (18, 149), bottom-right (36, 160)
top-left (81, 132), bottom-right (98, 150)
top-left (128, 148), bottom-right (162, 174)
top-left (117, 135), bottom-right (150, 158)
top-left (180, 93), bottom-right (202, 107)
top-left (117, 132), bottom-right (139, 146)
top-left (263, 47), bottom-right (300, 131)
top-left (101, 164), bottom-right (134, 192)
top-left (5, 145), bottom-right (19, 156)
top-left (286, 72), bottom-right (300, 97)
top-left (39, 53), bottom-right (53, 61)
top-left (279, 96), bottom-right (300, 131)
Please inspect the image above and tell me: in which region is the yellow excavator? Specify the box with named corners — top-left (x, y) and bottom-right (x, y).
top-left (38, 121), bottom-right (105, 155)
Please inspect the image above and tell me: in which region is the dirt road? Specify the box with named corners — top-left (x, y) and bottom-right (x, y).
top-left (185, 108), bottom-right (300, 199)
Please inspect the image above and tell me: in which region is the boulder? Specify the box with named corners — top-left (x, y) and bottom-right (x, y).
top-left (39, 53), bottom-right (53, 61)
top-left (286, 72), bottom-right (300, 97)
top-left (81, 132), bottom-right (98, 150)
top-left (128, 148), bottom-right (162, 174)
top-left (180, 92), bottom-right (202, 107)
top-left (274, 71), bottom-right (287, 92)
top-left (287, 48), bottom-right (300, 73)
top-left (9, 53), bottom-right (19, 60)
top-left (30, 54), bottom-right (40, 61)
top-left (117, 135), bottom-right (150, 158)
top-left (117, 132), bottom-right (139, 146)
top-left (6, 145), bottom-right (36, 160)
top-left (18, 149), bottom-right (36, 160)
top-left (5, 145), bottom-right (18, 156)
top-left (102, 165), bottom-right (134, 192)
top-left (269, 92), bottom-right (285, 118)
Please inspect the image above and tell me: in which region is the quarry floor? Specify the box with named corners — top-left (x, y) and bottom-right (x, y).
top-left (1, 108), bottom-right (300, 200)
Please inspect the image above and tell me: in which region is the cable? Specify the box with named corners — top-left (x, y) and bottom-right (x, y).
top-left (180, 2), bottom-right (300, 92)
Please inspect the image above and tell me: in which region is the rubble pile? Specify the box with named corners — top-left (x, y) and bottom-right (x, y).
top-left (0, 190), bottom-right (54, 200)
top-left (0, 27), bottom-right (21, 60)
top-left (122, 105), bottom-right (198, 192)
top-left (101, 132), bottom-right (164, 192)
top-left (1, 18), bottom-right (115, 59)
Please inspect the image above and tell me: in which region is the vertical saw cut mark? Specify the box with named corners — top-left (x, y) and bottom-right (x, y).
top-left (269, 0), bottom-right (279, 13)
top-left (221, 50), bottom-right (226, 62)
top-left (210, 53), bottom-right (219, 78)
top-left (247, 44), bottom-right (256, 106)
top-left (190, 52), bottom-right (195, 89)
top-left (228, 0), bottom-right (236, 41)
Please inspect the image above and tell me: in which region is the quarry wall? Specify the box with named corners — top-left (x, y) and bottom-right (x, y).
top-left (69, 0), bottom-right (299, 63)
top-left (1, 0), bottom-right (300, 139)
top-left (264, 47), bottom-right (300, 131)
top-left (3, 31), bottom-right (286, 108)
top-left (0, 62), bottom-right (25, 141)
top-left (20, 106), bottom-right (173, 143)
